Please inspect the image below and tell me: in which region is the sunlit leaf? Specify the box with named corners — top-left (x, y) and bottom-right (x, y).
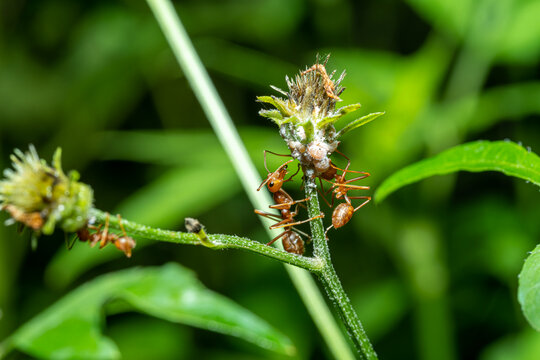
top-left (498, 1), bottom-right (540, 64)
top-left (518, 244), bottom-right (540, 332)
top-left (257, 96), bottom-right (291, 118)
top-left (376, 141), bottom-right (540, 202)
top-left (4, 264), bottom-right (294, 359)
top-left (336, 112), bottom-right (385, 138)
top-left (316, 103), bottom-right (362, 129)
top-left (480, 329), bottom-right (540, 360)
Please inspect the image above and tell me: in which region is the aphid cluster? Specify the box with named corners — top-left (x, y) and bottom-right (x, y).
top-left (76, 214), bottom-right (136, 258)
top-left (258, 55), bottom-right (346, 177)
top-left (256, 56), bottom-right (382, 253)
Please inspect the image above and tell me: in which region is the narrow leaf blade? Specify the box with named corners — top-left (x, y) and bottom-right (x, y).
top-left (337, 112), bottom-right (384, 137)
top-left (375, 140), bottom-right (540, 202)
top-left (316, 103), bottom-right (362, 129)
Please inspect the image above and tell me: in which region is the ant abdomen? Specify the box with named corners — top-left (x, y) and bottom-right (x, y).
top-left (282, 232), bottom-right (304, 255)
top-left (332, 203), bottom-right (354, 229)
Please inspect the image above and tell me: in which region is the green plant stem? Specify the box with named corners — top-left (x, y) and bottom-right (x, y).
top-left (146, 1), bottom-right (355, 359)
top-left (91, 209), bottom-right (322, 272)
top-left (303, 174), bottom-right (378, 360)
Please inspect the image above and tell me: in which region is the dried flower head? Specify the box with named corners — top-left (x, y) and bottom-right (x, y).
top-left (258, 55), bottom-right (384, 177)
top-left (0, 145), bottom-right (94, 235)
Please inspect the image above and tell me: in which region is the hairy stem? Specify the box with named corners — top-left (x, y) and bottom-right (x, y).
top-left (91, 209), bottom-right (322, 272)
top-left (303, 174), bottom-right (378, 360)
top-left (146, 1), bottom-right (355, 359)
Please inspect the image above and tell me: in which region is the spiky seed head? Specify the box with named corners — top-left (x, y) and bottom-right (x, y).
top-left (0, 145), bottom-right (94, 235)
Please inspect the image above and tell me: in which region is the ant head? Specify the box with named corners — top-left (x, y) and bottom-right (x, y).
top-left (267, 177), bottom-right (282, 193)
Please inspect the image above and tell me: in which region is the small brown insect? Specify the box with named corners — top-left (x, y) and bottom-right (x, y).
top-left (258, 150), bottom-right (299, 193)
top-left (185, 217), bottom-right (214, 247)
top-left (77, 214), bottom-right (136, 258)
top-left (301, 63), bottom-right (341, 101)
top-left (2, 204), bottom-right (44, 230)
top-left (281, 232), bottom-right (305, 255)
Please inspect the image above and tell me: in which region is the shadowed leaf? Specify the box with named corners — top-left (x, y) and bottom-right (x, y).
top-left (5, 264), bottom-right (295, 359)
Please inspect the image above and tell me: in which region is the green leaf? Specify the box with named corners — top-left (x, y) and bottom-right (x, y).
top-left (316, 103), bottom-right (362, 129)
top-left (497, 1), bottom-right (540, 64)
top-left (259, 109), bottom-right (284, 123)
top-left (256, 96), bottom-right (291, 117)
top-left (519, 244), bottom-right (540, 332)
top-left (336, 112), bottom-right (385, 138)
top-left (376, 140), bottom-right (540, 202)
top-left (480, 329), bottom-right (540, 360)
top-left (5, 264), bottom-right (294, 359)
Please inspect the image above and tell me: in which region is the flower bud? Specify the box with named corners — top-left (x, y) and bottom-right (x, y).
top-left (0, 146), bottom-right (94, 235)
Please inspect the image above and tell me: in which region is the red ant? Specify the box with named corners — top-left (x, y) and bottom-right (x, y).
top-left (319, 150), bottom-right (371, 235)
top-left (2, 204), bottom-right (43, 231)
top-left (255, 151), bottom-right (323, 254)
top-left (76, 214), bottom-right (136, 258)
top-left (254, 190), bottom-right (323, 255)
top-left (257, 150), bottom-right (299, 193)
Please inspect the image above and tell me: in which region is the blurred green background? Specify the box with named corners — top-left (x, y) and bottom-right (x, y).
top-left (1, 0), bottom-right (539, 359)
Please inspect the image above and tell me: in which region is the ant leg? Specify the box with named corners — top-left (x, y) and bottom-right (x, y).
top-left (88, 223), bottom-right (102, 231)
top-left (285, 163), bottom-right (300, 183)
top-left (318, 185), bottom-right (333, 208)
top-left (291, 227), bottom-right (310, 239)
top-left (269, 217), bottom-right (295, 230)
top-left (335, 183), bottom-right (370, 190)
top-left (330, 165), bottom-right (370, 178)
top-left (99, 213), bottom-right (110, 249)
top-left (264, 150), bottom-right (292, 158)
top-left (267, 231), bottom-right (288, 246)
top-left (334, 148), bottom-right (351, 173)
top-left (324, 224), bottom-right (334, 240)
top-left (341, 169), bottom-right (370, 176)
top-left (263, 150), bottom-right (270, 173)
top-left (321, 177), bottom-right (338, 190)
top-left (270, 213), bottom-right (324, 230)
top-left (348, 196), bottom-right (371, 212)
top-left (254, 209), bottom-right (283, 222)
top-left (117, 214), bottom-right (127, 236)
top-left (269, 196), bottom-right (311, 210)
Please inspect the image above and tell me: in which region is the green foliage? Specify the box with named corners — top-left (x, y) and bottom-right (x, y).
top-left (3, 264), bottom-right (294, 359)
top-left (1, 0), bottom-right (539, 358)
top-left (519, 245), bottom-right (540, 332)
top-left (336, 112), bottom-right (385, 137)
top-left (376, 141), bottom-right (540, 202)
